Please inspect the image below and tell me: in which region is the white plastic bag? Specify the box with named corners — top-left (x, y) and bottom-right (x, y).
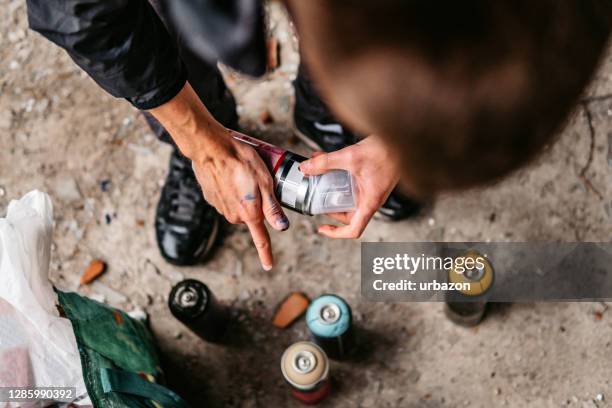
top-left (0, 190), bottom-right (87, 407)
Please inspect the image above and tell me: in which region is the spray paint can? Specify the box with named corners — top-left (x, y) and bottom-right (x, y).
top-left (306, 294), bottom-right (354, 360)
top-left (444, 250), bottom-right (494, 327)
top-left (232, 133), bottom-right (356, 215)
top-left (281, 341), bottom-right (331, 405)
top-left (168, 279), bottom-right (229, 343)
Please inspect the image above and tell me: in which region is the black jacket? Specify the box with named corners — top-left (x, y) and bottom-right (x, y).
top-left (26, 0), bottom-right (265, 110)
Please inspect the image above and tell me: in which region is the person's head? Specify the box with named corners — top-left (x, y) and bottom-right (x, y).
top-left (287, 0), bottom-right (611, 197)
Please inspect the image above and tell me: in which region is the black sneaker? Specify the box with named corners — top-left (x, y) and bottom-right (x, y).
top-left (376, 187), bottom-right (422, 221)
top-left (294, 114), bottom-right (357, 153)
top-left (293, 115), bottom-right (422, 221)
top-left (155, 150), bottom-right (220, 266)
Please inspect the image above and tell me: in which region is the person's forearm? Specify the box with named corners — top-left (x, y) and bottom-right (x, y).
top-left (147, 82), bottom-right (227, 160)
top-left (27, 0), bottom-right (186, 110)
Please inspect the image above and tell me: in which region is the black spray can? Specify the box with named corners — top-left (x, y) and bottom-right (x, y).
top-left (168, 279), bottom-right (229, 343)
top-left (306, 294), bottom-right (354, 360)
top-left (444, 250), bottom-right (494, 327)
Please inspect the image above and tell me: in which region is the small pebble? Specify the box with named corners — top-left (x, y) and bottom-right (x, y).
top-left (239, 289), bottom-right (251, 301)
top-left (163, 268), bottom-right (185, 283)
top-left (127, 307), bottom-right (148, 322)
top-left (53, 176), bottom-right (81, 202)
top-left (88, 293), bottom-right (106, 304)
top-left (80, 259), bottom-right (107, 285)
top-left (235, 260), bottom-right (243, 277)
top-left (90, 282), bottom-right (128, 304)
top-left (100, 179), bottom-right (111, 192)
top-left (362, 397), bottom-right (375, 407)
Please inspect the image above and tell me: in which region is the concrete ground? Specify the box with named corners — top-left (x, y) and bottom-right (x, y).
top-left (1, 2), bottom-right (612, 407)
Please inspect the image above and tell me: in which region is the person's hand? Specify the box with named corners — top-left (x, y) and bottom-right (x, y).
top-left (299, 135), bottom-right (399, 238)
top-left (148, 83), bottom-right (288, 270)
top-left (191, 127), bottom-right (290, 270)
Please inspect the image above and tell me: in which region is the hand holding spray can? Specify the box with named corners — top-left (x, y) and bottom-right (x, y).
top-left (233, 134), bottom-right (356, 215)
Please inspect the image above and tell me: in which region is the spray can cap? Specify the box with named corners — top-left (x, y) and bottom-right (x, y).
top-left (448, 250), bottom-right (494, 297)
top-left (306, 294), bottom-right (352, 338)
top-left (281, 341), bottom-right (329, 390)
top-left (320, 303), bottom-right (341, 324)
top-left (169, 279), bottom-right (210, 320)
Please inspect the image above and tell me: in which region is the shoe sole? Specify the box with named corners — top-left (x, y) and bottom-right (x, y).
top-left (294, 125), bottom-right (403, 221)
top-left (373, 210), bottom-right (399, 222)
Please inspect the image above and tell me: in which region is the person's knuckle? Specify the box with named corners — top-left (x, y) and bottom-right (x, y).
top-left (255, 239), bottom-right (270, 250)
top-left (251, 151), bottom-right (262, 162)
top-left (226, 213), bottom-right (240, 224)
top-left (319, 154), bottom-right (329, 168)
top-left (263, 205), bottom-right (275, 217)
top-left (239, 192), bottom-right (259, 208)
top-left (243, 209), bottom-right (263, 223)
top-left (265, 206), bottom-right (281, 219)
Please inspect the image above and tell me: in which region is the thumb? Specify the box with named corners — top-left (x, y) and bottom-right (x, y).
top-left (299, 149), bottom-right (347, 176)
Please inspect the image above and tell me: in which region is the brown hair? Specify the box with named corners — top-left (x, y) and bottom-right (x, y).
top-left (289, 0), bottom-right (612, 196)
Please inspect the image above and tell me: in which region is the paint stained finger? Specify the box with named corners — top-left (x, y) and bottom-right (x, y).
top-left (266, 193), bottom-right (289, 230)
top-left (243, 192), bottom-right (257, 201)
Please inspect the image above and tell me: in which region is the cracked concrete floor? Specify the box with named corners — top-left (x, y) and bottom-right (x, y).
top-left (1, 1), bottom-right (612, 407)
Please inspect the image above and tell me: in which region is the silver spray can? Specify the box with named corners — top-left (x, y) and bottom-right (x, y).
top-left (233, 134), bottom-right (356, 216)
top-left (275, 152), bottom-right (356, 215)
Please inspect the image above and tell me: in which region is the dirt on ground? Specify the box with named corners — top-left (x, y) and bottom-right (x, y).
top-left (1, 1), bottom-right (612, 407)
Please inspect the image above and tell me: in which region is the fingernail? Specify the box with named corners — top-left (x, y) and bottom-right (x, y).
top-left (263, 264), bottom-right (273, 271)
top-left (299, 162), bottom-right (309, 172)
top-left (276, 217), bottom-right (290, 231)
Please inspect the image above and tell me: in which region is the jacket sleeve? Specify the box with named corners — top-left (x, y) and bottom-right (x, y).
top-left (26, 0), bottom-right (187, 110)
